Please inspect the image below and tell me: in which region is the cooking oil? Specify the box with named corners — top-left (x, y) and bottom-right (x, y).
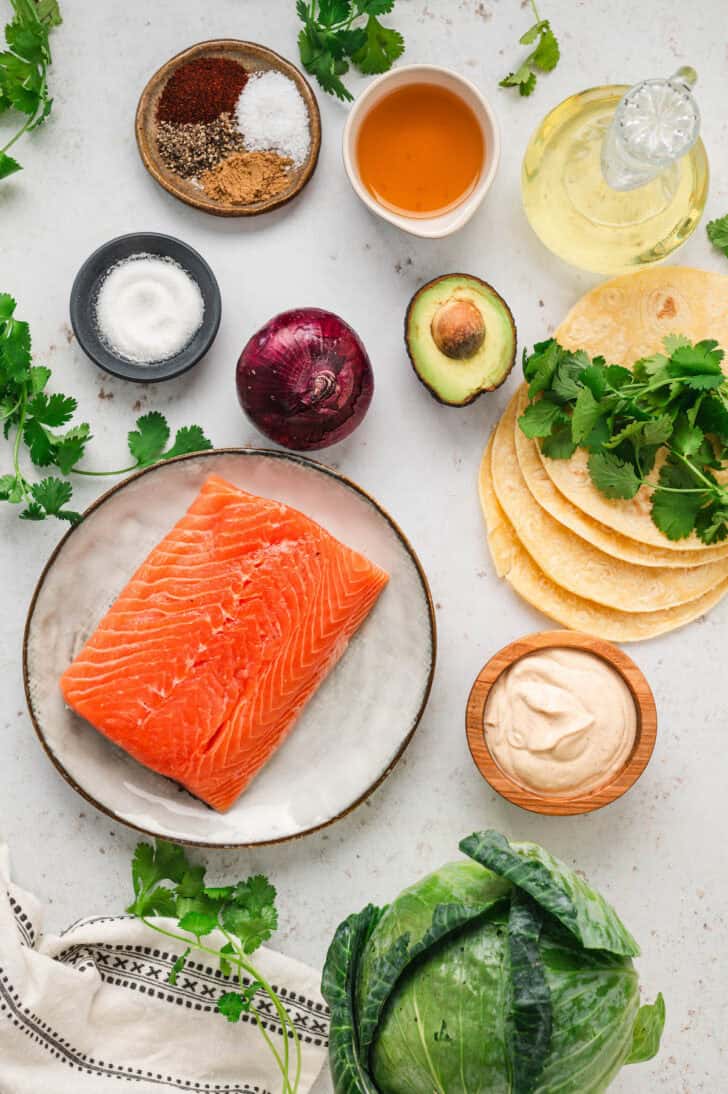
top-left (521, 79), bottom-right (709, 275)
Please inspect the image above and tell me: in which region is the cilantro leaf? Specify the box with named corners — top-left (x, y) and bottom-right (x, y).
top-left (707, 214), bottom-right (728, 259)
top-left (0, 152), bottom-right (22, 179)
top-left (178, 911), bottom-right (219, 938)
top-left (355, 0), bottom-right (396, 13)
top-left (162, 425), bottom-right (213, 461)
top-left (128, 839), bottom-right (190, 915)
top-left (54, 424), bottom-right (91, 474)
top-left (588, 451), bottom-right (642, 499)
top-left (27, 391), bottom-right (76, 426)
top-left (541, 424), bottom-right (577, 460)
top-left (177, 865), bottom-right (207, 899)
top-left (0, 293), bottom-right (16, 320)
top-left (531, 24), bottom-right (560, 72)
top-left (352, 15), bottom-right (404, 74)
top-left (524, 339), bottom-right (560, 396)
top-left (672, 416), bottom-right (704, 458)
top-left (234, 875), bottom-right (277, 914)
top-left (23, 418), bottom-right (54, 465)
top-left (218, 991), bottom-right (252, 1023)
top-left (222, 900), bottom-right (278, 955)
top-left (695, 502), bottom-right (728, 544)
top-left (318, 0), bottom-right (351, 25)
top-left (19, 500), bottom-right (45, 520)
top-left (30, 475), bottom-right (72, 514)
top-left (571, 387), bottom-right (603, 444)
top-left (518, 397), bottom-right (565, 438)
top-left (651, 461), bottom-right (707, 541)
top-left (501, 8), bottom-right (560, 97)
top-left (128, 411), bottom-right (170, 466)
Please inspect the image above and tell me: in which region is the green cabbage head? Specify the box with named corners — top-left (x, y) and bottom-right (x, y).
top-left (322, 831), bottom-right (664, 1094)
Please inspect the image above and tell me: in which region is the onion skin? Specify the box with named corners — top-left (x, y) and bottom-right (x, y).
top-left (236, 308), bottom-right (375, 451)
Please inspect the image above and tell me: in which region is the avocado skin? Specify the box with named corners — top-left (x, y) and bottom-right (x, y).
top-left (405, 274), bottom-right (517, 407)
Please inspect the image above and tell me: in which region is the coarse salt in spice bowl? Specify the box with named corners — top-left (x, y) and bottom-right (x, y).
top-left (136, 40), bottom-right (321, 217)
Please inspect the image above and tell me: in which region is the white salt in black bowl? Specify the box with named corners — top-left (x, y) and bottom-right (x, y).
top-left (70, 232), bottom-right (222, 382)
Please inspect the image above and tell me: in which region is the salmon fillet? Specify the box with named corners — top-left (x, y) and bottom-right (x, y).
top-left (60, 475), bottom-right (389, 811)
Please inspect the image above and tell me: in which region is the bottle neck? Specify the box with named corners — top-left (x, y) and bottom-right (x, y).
top-left (601, 68), bottom-right (700, 192)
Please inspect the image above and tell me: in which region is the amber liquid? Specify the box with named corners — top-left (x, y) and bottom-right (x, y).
top-left (356, 83), bottom-right (485, 218)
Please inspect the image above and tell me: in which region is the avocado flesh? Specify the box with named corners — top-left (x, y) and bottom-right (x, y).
top-left (406, 275), bottom-right (516, 406)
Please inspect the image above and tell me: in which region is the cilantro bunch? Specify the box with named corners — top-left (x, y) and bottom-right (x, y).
top-left (0, 293), bottom-right (213, 524)
top-left (296, 0), bottom-right (404, 102)
top-left (500, 0), bottom-right (559, 97)
top-left (129, 839), bottom-right (301, 1093)
top-left (0, 0), bottom-right (62, 180)
top-left (519, 336), bottom-right (728, 543)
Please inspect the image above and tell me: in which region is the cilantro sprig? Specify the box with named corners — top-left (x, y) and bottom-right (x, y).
top-left (519, 335), bottom-right (728, 543)
top-left (707, 215), bottom-right (728, 261)
top-left (0, 294), bottom-right (213, 525)
top-left (500, 0), bottom-right (559, 98)
top-left (0, 0), bottom-right (62, 180)
top-left (296, 0), bottom-right (404, 102)
top-left (128, 839), bottom-right (301, 1093)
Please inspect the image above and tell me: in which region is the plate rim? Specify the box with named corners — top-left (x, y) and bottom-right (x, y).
top-left (22, 448), bottom-right (437, 849)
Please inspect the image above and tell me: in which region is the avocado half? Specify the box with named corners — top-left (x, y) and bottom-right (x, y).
top-left (405, 274), bottom-right (517, 406)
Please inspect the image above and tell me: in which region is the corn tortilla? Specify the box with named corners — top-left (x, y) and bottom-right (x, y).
top-left (492, 394), bottom-right (728, 611)
top-left (513, 386), bottom-right (728, 567)
top-left (479, 437), bottom-right (728, 642)
top-left (537, 267), bottom-right (728, 551)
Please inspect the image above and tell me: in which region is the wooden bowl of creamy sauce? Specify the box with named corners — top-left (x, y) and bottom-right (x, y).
top-left (466, 631), bottom-right (657, 816)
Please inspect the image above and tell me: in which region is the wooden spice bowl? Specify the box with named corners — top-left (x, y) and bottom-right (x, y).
top-left (465, 630), bottom-right (657, 816)
top-left (135, 39), bottom-right (322, 217)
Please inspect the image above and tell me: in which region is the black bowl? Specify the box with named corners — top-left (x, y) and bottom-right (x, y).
top-left (69, 232), bottom-right (222, 382)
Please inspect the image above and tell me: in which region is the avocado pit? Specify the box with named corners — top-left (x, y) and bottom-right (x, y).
top-left (431, 298), bottom-right (486, 360)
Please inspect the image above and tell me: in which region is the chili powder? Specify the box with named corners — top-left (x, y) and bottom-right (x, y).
top-left (156, 57), bottom-right (248, 125)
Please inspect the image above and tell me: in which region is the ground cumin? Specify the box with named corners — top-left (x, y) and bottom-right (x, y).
top-left (200, 150), bottom-right (293, 204)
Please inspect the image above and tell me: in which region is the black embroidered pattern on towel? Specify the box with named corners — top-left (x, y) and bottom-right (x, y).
top-left (8, 892), bottom-right (36, 948)
top-left (0, 968), bottom-right (267, 1093)
top-left (54, 941), bottom-right (329, 1047)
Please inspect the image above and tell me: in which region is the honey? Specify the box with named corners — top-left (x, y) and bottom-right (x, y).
top-left (356, 83), bottom-right (484, 219)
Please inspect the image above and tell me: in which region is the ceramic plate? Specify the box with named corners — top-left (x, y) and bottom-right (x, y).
top-left (24, 451), bottom-right (436, 847)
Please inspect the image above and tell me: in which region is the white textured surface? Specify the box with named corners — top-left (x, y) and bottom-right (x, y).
top-left (1, 1), bottom-right (727, 1091)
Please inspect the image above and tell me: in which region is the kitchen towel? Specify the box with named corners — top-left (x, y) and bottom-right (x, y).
top-left (0, 843), bottom-right (328, 1094)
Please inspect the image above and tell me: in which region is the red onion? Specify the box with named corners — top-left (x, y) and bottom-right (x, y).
top-left (236, 308), bottom-right (374, 451)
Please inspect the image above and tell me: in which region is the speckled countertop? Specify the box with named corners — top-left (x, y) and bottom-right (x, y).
top-left (1, 2), bottom-right (726, 1091)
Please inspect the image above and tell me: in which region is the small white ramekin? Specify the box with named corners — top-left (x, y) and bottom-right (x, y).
top-left (342, 64), bottom-right (501, 240)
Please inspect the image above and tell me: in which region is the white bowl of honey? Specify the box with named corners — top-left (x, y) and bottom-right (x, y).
top-left (343, 64), bottom-right (500, 239)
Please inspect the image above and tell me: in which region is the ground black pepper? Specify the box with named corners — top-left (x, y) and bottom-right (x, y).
top-left (156, 113), bottom-right (245, 179)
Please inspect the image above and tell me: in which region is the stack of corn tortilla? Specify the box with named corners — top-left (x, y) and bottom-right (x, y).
top-left (480, 267), bottom-right (728, 641)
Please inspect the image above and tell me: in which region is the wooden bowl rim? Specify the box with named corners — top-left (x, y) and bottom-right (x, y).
top-left (135, 38), bottom-right (322, 218)
top-left (465, 629), bottom-right (657, 816)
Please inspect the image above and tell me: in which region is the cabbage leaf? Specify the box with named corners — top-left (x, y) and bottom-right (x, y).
top-left (460, 831), bottom-right (639, 958)
top-left (322, 904), bottom-right (384, 1094)
top-left (371, 908), bottom-right (513, 1094)
top-left (535, 927), bottom-right (640, 1092)
top-left (626, 993), bottom-right (666, 1064)
top-left (357, 861), bottom-right (511, 1051)
top-left (507, 891), bottom-right (552, 1093)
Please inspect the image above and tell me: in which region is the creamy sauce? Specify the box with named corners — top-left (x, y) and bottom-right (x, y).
top-left (484, 648), bottom-right (637, 797)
